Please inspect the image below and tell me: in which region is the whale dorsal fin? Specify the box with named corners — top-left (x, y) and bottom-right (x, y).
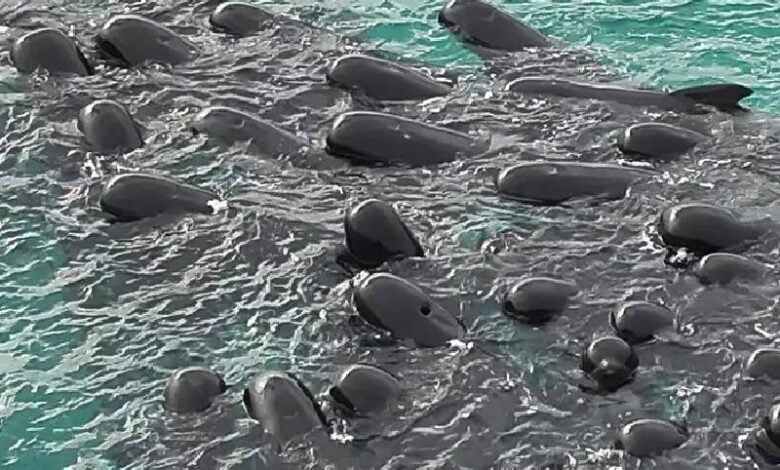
top-left (670, 83), bottom-right (753, 112)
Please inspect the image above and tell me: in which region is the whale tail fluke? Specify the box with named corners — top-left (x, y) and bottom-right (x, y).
top-left (670, 83), bottom-right (754, 112)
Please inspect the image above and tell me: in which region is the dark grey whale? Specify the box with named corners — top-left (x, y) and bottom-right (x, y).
top-left (501, 277), bottom-right (578, 324)
top-left (507, 78), bottom-right (753, 113)
top-left (496, 161), bottom-right (651, 204)
top-left (96, 15), bottom-right (196, 67)
top-left (326, 54), bottom-right (452, 101)
top-left (617, 122), bottom-right (707, 161)
top-left (658, 203), bottom-right (764, 255)
top-left (78, 100), bottom-right (144, 153)
top-left (755, 403), bottom-right (780, 464)
top-left (580, 336), bottom-right (638, 392)
top-left (10, 28), bottom-right (93, 76)
top-left (352, 273), bottom-right (465, 347)
top-left (440, 0), bottom-right (752, 116)
top-left (609, 301), bottom-right (674, 345)
top-left (243, 372), bottom-right (328, 442)
top-left (695, 253), bottom-right (769, 285)
top-left (190, 106), bottom-right (309, 158)
top-left (99, 173), bottom-right (225, 222)
top-left (209, 2), bottom-right (275, 36)
top-left (340, 198), bottom-right (424, 269)
top-left (746, 349), bottom-right (780, 380)
top-left (325, 111), bottom-right (487, 167)
top-left (617, 419), bottom-right (688, 457)
top-left (163, 367), bottom-right (227, 413)
top-left (438, 0), bottom-right (552, 52)
top-left (328, 364), bottom-right (401, 415)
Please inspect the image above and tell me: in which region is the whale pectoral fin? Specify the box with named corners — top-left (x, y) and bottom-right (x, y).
top-left (670, 84), bottom-right (754, 112)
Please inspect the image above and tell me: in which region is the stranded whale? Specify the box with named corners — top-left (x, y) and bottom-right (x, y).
top-left (658, 203), bottom-right (764, 255)
top-left (496, 161), bottom-right (651, 204)
top-left (78, 100), bottom-right (144, 153)
top-left (746, 349), bottom-right (780, 380)
top-left (326, 54), bottom-right (452, 101)
top-left (328, 364), bottom-right (401, 415)
top-left (501, 277), bottom-right (578, 324)
top-left (10, 28), bottom-right (93, 76)
top-left (580, 336), bottom-right (638, 392)
top-left (243, 372), bottom-right (328, 442)
top-left (99, 173), bottom-right (225, 222)
top-left (209, 2), bottom-right (275, 36)
top-left (190, 106), bottom-right (309, 158)
top-left (617, 419), bottom-right (688, 457)
top-left (326, 111), bottom-right (487, 167)
top-left (609, 301), bottom-right (674, 345)
top-left (96, 15), bottom-right (196, 67)
top-left (507, 78), bottom-right (753, 113)
top-left (754, 403), bottom-right (780, 464)
top-left (340, 198), bottom-right (424, 269)
top-left (617, 122), bottom-right (707, 161)
top-left (694, 253), bottom-right (770, 285)
top-left (438, 0), bottom-right (552, 52)
top-left (352, 273), bottom-right (465, 347)
top-left (163, 367), bottom-right (227, 413)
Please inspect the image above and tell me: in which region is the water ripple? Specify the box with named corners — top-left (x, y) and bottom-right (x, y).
top-left (0, 0), bottom-right (779, 469)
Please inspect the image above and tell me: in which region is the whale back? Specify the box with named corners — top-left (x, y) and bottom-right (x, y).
top-left (99, 174), bottom-right (220, 221)
top-left (352, 273), bottom-right (465, 347)
top-left (326, 54), bottom-right (451, 101)
top-left (243, 373), bottom-right (327, 442)
top-left (326, 111), bottom-right (485, 167)
top-left (670, 84), bottom-right (753, 112)
top-left (11, 28), bottom-right (93, 76)
top-left (96, 15), bottom-right (196, 66)
top-left (438, 0), bottom-right (551, 51)
top-left (78, 100), bottom-right (144, 153)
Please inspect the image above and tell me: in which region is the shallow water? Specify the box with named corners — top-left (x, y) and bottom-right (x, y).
top-left (1, 0), bottom-right (780, 469)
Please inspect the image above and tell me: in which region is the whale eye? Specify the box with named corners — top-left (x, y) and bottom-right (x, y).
top-left (420, 304), bottom-right (431, 316)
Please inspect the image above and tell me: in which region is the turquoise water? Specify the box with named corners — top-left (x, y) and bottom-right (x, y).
top-left (318, 0), bottom-right (780, 114)
top-left (1, 0), bottom-right (779, 468)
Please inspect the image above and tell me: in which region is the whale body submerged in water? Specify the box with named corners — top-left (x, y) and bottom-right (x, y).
top-left (508, 78), bottom-right (753, 113)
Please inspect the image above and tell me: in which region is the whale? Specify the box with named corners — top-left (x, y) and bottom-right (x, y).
top-left (617, 122), bottom-right (707, 161)
top-left (495, 161), bottom-right (651, 205)
top-left (617, 419), bottom-right (688, 457)
top-left (658, 203), bottom-right (763, 255)
top-left (340, 198), bottom-right (424, 269)
top-left (190, 106), bottom-right (309, 158)
top-left (209, 2), bottom-right (275, 36)
top-left (440, 0), bottom-right (752, 114)
top-left (755, 403), bottom-right (780, 464)
top-left (99, 173), bottom-right (225, 222)
top-left (501, 277), bottom-right (579, 324)
top-left (609, 301), bottom-right (674, 345)
top-left (438, 0), bottom-right (551, 52)
top-left (326, 54), bottom-right (452, 101)
top-left (96, 15), bottom-right (196, 67)
top-left (694, 253), bottom-right (770, 285)
top-left (580, 336), bottom-right (638, 392)
top-left (746, 349), bottom-right (780, 380)
top-left (325, 111), bottom-right (487, 167)
top-left (163, 367), bottom-right (227, 413)
top-left (352, 272), bottom-right (465, 347)
top-left (78, 100), bottom-right (144, 153)
top-left (328, 364), bottom-right (401, 415)
top-left (243, 372), bottom-right (328, 442)
top-left (10, 28), bottom-right (93, 76)
top-left (507, 78), bottom-right (753, 113)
